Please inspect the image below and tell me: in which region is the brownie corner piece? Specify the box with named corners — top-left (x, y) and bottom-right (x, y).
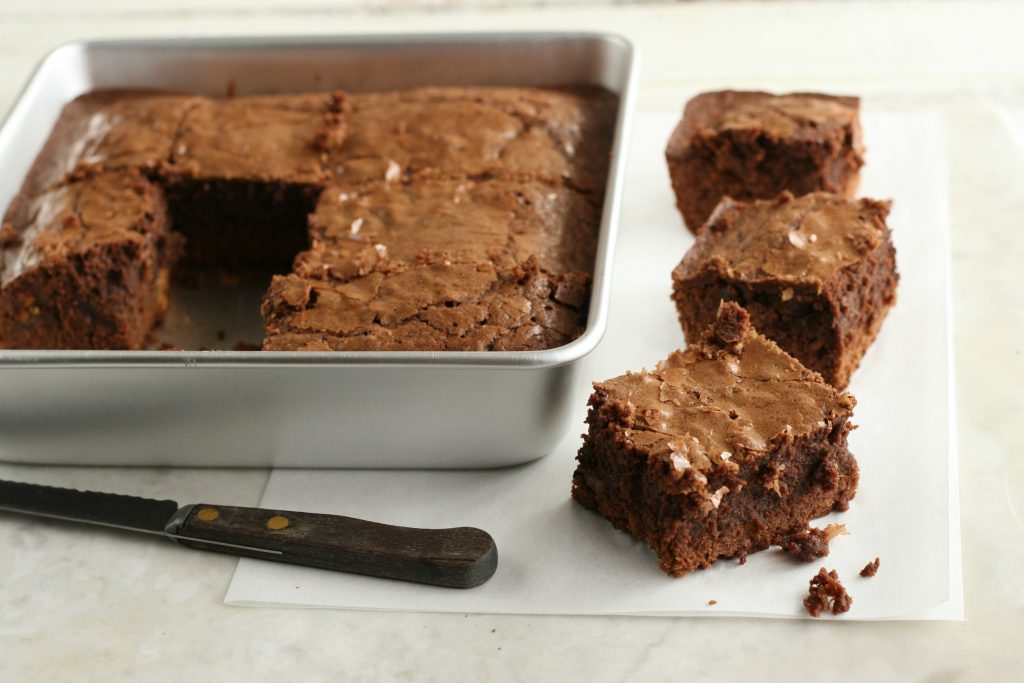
top-left (671, 191), bottom-right (898, 389)
top-left (665, 90), bottom-right (864, 232)
top-left (0, 169), bottom-right (178, 349)
top-left (571, 302), bottom-right (858, 578)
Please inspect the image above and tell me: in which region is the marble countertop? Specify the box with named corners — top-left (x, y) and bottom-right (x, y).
top-left (1, 1), bottom-right (1023, 680)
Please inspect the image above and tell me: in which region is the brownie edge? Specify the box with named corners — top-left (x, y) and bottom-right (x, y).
top-left (571, 302), bottom-right (858, 578)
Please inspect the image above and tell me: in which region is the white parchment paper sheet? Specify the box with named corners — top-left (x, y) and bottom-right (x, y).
top-left (226, 111), bottom-right (962, 619)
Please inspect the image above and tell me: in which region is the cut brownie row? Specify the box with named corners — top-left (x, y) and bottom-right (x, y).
top-left (572, 303), bottom-right (859, 577)
top-left (262, 175), bottom-right (599, 351)
top-left (19, 85), bottom-right (613, 203)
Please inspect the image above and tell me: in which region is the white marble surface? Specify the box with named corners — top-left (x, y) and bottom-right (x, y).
top-left (1, 1), bottom-right (1023, 680)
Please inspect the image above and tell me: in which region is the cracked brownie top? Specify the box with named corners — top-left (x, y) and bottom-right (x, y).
top-left (326, 86), bottom-right (617, 193)
top-left (589, 303), bottom-right (855, 503)
top-left (675, 191), bottom-right (893, 286)
top-left (1, 169), bottom-right (172, 287)
top-left (669, 90), bottom-right (863, 151)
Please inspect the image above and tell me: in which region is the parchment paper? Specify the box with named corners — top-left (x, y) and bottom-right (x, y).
top-left (225, 111), bottom-right (962, 619)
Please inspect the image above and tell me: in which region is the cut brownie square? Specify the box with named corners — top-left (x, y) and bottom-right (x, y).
top-left (665, 90), bottom-right (864, 232)
top-left (571, 302), bottom-right (858, 578)
top-left (671, 191), bottom-right (898, 389)
top-left (0, 169), bottom-right (179, 349)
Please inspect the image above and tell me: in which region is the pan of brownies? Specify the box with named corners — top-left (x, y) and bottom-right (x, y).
top-left (0, 33), bottom-right (637, 467)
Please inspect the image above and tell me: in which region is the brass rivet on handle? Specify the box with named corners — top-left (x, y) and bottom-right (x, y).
top-left (196, 507), bottom-right (220, 522)
top-left (267, 515), bottom-right (290, 530)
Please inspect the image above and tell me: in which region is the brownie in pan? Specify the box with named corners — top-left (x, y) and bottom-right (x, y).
top-left (0, 86), bottom-right (616, 351)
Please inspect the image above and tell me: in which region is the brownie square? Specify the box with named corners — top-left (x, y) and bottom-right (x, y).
top-left (0, 169), bottom-right (179, 349)
top-left (671, 191), bottom-right (898, 389)
top-left (261, 176), bottom-right (599, 351)
top-left (571, 302), bottom-right (859, 577)
top-left (665, 90), bottom-right (864, 232)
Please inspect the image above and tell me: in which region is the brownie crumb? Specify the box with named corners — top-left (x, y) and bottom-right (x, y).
top-left (803, 567), bottom-right (852, 617)
top-left (0, 221), bottom-right (21, 247)
top-left (860, 557), bottom-right (880, 577)
top-left (704, 301), bottom-right (750, 356)
top-left (778, 523), bottom-right (847, 562)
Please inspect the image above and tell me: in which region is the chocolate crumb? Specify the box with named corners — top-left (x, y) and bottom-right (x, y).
top-left (860, 557), bottom-right (880, 577)
top-left (704, 301), bottom-right (750, 355)
top-left (66, 162), bottom-right (102, 181)
top-left (736, 550), bottom-right (747, 566)
top-left (707, 599), bottom-right (717, 606)
top-left (0, 222), bottom-right (21, 247)
top-left (314, 113), bottom-right (348, 151)
top-left (803, 567), bottom-right (852, 617)
top-left (778, 523), bottom-right (847, 562)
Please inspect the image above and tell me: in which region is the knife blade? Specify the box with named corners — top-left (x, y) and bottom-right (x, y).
top-left (0, 479), bottom-right (497, 589)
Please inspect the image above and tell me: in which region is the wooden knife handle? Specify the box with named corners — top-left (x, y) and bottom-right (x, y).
top-left (173, 504), bottom-right (498, 589)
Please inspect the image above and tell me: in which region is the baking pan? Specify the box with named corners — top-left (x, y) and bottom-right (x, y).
top-left (0, 33), bottom-right (637, 468)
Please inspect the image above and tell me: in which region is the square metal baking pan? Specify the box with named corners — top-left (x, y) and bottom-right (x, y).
top-left (0, 33), bottom-right (637, 468)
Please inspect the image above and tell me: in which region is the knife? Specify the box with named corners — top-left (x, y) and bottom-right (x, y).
top-left (0, 479), bottom-right (497, 589)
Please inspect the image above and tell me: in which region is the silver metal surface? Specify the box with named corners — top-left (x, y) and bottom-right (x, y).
top-left (0, 480), bottom-right (280, 553)
top-left (2, 508), bottom-right (284, 556)
top-left (0, 33), bottom-right (637, 468)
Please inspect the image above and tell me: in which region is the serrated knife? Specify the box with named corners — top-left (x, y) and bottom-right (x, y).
top-left (0, 479), bottom-right (497, 588)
